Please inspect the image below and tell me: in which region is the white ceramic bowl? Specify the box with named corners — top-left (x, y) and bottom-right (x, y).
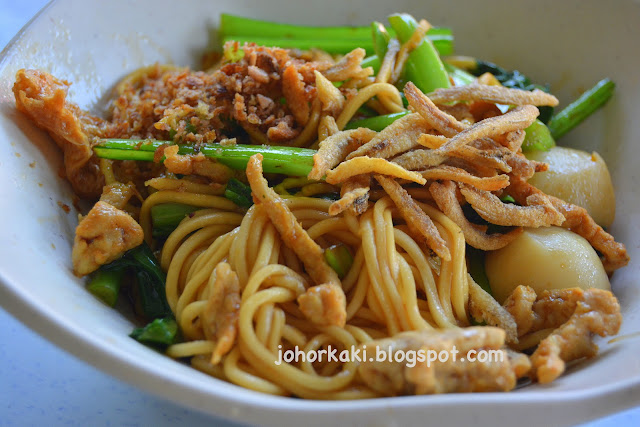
top-left (1, 0), bottom-right (639, 425)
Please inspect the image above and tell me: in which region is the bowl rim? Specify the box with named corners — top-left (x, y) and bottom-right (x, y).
top-left (2, 0), bottom-right (640, 425)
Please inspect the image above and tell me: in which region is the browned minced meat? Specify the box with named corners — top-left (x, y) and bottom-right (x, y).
top-left (109, 43), bottom-right (336, 146)
top-left (15, 44), bottom-right (351, 199)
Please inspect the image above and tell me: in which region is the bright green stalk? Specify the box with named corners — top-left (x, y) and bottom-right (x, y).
top-left (522, 119), bottom-right (556, 153)
top-left (94, 139), bottom-right (315, 177)
top-left (372, 21), bottom-right (391, 59)
top-left (150, 203), bottom-right (200, 237)
top-left (345, 111), bottom-right (409, 131)
top-left (388, 13), bottom-right (451, 93)
top-left (221, 35), bottom-right (375, 55)
top-left (87, 269), bottom-right (125, 307)
top-left (547, 78), bottom-right (615, 140)
top-left (444, 62), bottom-right (476, 86)
top-left (220, 13), bottom-right (375, 40)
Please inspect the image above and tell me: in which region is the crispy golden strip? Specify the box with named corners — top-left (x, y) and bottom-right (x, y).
top-left (162, 145), bottom-right (232, 183)
top-left (404, 82), bottom-right (468, 137)
top-left (323, 48), bottom-right (372, 81)
top-left (468, 275), bottom-right (518, 343)
top-left (507, 176), bottom-right (629, 272)
top-left (449, 145), bottom-right (513, 174)
top-left (420, 166), bottom-right (509, 191)
top-left (438, 103), bottom-right (475, 123)
top-left (392, 149), bottom-right (447, 170)
top-left (202, 262), bottom-right (241, 364)
top-left (530, 288), bottom-right (621, 384)
top-left (506, 153), bottom-right (548, 180)
top-left (347, 113), bottom-right (428, 159)
top-left (247, 155), bottom-right (348, 327)
top-left (99, 182), bottom-right (139, 210)
top-left (436, 105), bottom-right (539, 155)
top-left (501, 130), bottom-right (526, 152)
top-left (314, 70), bottom-right (344, 115)
top-left (430, 181), bottom-right (522, 251)
top-left (308, 128), bottom-right (377, 180)
top-left (417, 133), bottom-right (448, 149)
top-left (145, 177), bottom-right (225, 196)
top-left (427, 84), bottom-right (559, 107)
top-left (329, 174), bottom-right (370, 216)
top-left (326, 157), bottom-right (427, 185)
top-left (458, 184), bottom-right (565, 227)
top-left (246, 154), bottom-right (340, 287)
top-left (318, 115), bottom-right (339, 142)
top-left (375, 175), bottom-right (450, 261)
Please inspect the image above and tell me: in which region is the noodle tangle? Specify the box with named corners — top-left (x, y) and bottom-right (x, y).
top-left (161, 185), bottom-right (469, 398)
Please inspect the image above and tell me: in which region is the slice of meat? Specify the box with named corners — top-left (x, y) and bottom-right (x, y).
top-left (502, 285), bottom-right (538, 336)
top-left (358, 327), bottom-right (529, 395)
top-left (71, 201), bottom-right (144, 276)
top-left (507, 176), bottom-right (629, 272)
top-left (13, 69), bottom-right (105, 198)
top-left (529, 288), bottom-right (621, 383)
top-left (99, 182), bottom-right (139, 210)
top-left (202, 262), bottom-right (241, 364)
top-left (160, 145), bottom-right (232, 183)
top-left (297, 283), bottom-right (347, 329)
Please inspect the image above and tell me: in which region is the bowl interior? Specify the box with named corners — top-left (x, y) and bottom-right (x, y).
top-left (1, 0), bottom-right (639, 426)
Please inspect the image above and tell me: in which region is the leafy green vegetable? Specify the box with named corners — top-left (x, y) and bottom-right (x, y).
top-left (345, 111), bottom-right (410, 131)
top-left (103, 243), bottom-right (171, 320)
top-left (87, 268), bottom-right (125, 307)
top-left (324, 244), bottom-right (354, 279)
top-left (130, 317), bottom-right (179, 349)
top-left (466, 246), bottom-right (492, 295)
top-left (151, 203), bottom-right (201, 237)
top-left (224, 178), bottom-right (253, 208)
top-left (522, 119), bottom-right (556, 153)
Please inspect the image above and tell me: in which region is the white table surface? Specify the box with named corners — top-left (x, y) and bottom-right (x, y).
top-left (1, 1), bottom-right (639, 426)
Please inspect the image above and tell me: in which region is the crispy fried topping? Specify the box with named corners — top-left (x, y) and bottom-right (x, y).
top-left (507, 176), bottom-right (629, 272)
top-left (428, 84), bottom-right (559, 107)
top-left (375, 175), bottom-right (450, 260)
top-left (468, 275), bottom-right (518, 343)
top-left (430, 181), bottom-right (522, 250)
